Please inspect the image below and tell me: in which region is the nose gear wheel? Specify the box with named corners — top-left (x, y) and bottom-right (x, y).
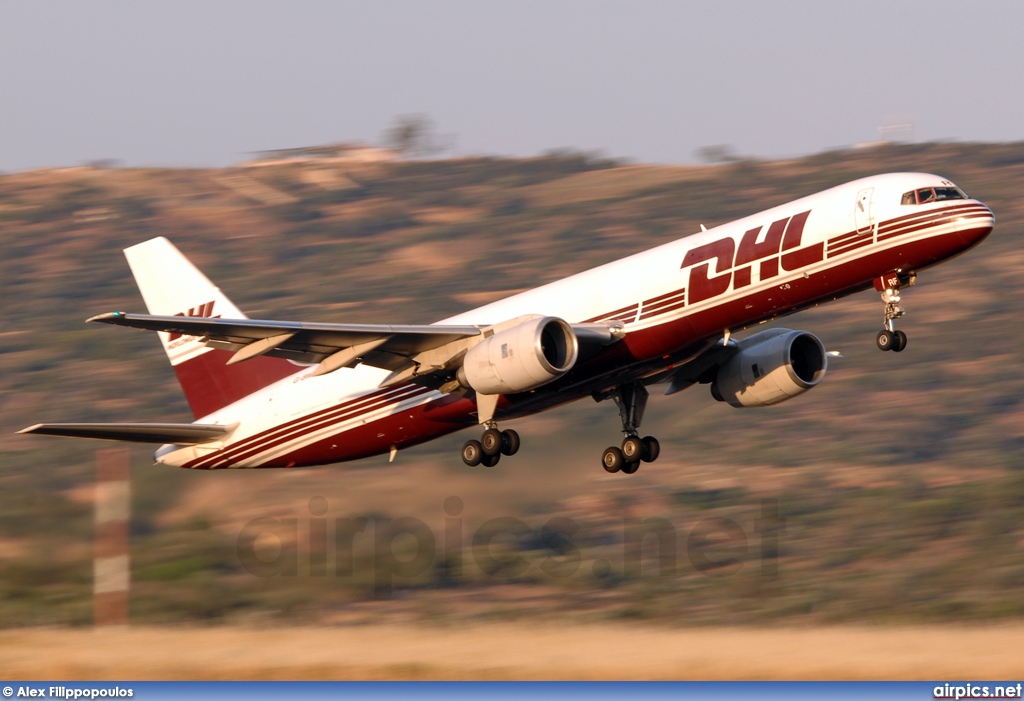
top-left (875, 271), bottom-right (912, 353)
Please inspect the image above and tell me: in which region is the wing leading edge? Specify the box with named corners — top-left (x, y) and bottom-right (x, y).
top-left (88, 312), bottom-right (484, 371)
top-left (18, 422), bottom-right (234, 444)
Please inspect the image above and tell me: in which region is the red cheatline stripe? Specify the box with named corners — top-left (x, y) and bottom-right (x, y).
top-left (185, 384), bottom-right (428, 468)
top-left (879, 210), bottom-right (993, 243)
top-left (200, 386), bottom-right (432, 469)
top-left (827, 232), bottom-right (869, 248)
top-left (878, 204), bottom-right (990, 236)
top-left (639, 296), bottom-right (687, 321)
top-left (639, 291), bottom-right (687, 318)
top-left (197, 384), bottom-right (429, 468)
top-left (878, 215), bottom-right (961, 242)
top-left (582, 304), bottom-right (637, 324)
top-left (828, 231), bottom-right (865, 246)
top-left (186, 387), bottom-right (393, 468)
top-left (827, 238), bottom-right (872, 258)
top-left (880, 211), bottom-right (960, 237)
top-left (957, 211), bottom-right (995, 223)
top-left (643, 287), bottom-right (687, 306)
top-left (589, 311), bottom-right (638, 325)
top-left (210, 385), bottom-right (434, 468)
top-left (608, 312), bottom-right (637, 323)
top-left (640, 289), bottom-right (685, 311)
top-left (879, 202), bottom-right (986, 230)
top-left (822, 205), bottom-right (990, 254)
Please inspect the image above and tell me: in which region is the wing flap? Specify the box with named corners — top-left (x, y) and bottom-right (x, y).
top-left (18, 422), bottom-right (234, 444)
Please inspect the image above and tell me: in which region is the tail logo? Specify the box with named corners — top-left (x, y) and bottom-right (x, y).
top-left (168, 301), bottom-right (220, 342)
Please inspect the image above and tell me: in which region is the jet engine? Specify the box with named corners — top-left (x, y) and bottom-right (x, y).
top-left (711, 329), bottom-right (827, 408)
top-left (458, 316), bottom-right (578, 395)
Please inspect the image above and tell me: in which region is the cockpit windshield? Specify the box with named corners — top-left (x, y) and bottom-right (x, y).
top-left (901, 185), bottom-right (968, 205)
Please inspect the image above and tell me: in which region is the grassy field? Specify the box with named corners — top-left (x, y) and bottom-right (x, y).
top-left (3, 624), bottom-right (1022, 680)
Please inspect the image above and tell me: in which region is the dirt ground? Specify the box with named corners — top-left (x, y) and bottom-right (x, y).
top-left (1, 624), bottom-right (1021, 680)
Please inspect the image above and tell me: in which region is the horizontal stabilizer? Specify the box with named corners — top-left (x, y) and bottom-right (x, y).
top-left (18, 422), bottom-right (234, 444)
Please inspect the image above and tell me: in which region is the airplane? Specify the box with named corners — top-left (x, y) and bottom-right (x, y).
top-left (20, 172), bottom-right (994, 474)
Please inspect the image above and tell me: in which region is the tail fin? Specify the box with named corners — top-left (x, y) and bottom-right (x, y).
top-left (124, 237), bottom-right (298, 419)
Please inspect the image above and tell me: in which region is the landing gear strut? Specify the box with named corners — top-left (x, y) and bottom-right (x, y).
top-left (874, 270), bottom-right (912, 353)
top-left (461, 424), bottom-right (520, 467)
top-left (599, 382), bottom-right (661, 475)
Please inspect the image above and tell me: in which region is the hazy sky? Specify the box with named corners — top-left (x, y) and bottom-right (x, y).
top-left (2, 1), bottom-right (1022, 171)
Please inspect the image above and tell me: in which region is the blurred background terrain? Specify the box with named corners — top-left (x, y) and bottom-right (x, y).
top-left (0, 141), bottom-right (1022, 647)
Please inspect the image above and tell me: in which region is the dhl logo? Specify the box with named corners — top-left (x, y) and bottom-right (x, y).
top-left (680, 210), bottom-right (823, 304)
top-left (168, 301), bottom-right (219, 341)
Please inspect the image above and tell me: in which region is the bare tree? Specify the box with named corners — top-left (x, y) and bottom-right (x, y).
top-left (385, 114), bottom-right (439, 158)
top-left (695, 144), bottom-right (739, 165)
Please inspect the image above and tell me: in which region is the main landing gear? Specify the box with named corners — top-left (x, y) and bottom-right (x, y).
top-left (461, 425), bottom-right (520, 467)
top-left (874, 270), bottom-right (913, 353)
top-left (600, 382), bottom-right (661, 475)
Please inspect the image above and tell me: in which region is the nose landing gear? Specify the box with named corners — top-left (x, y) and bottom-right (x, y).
top-left (598, 382), bottom-right (661, 475)
top-left (874, 271), bottom-right (913, 353)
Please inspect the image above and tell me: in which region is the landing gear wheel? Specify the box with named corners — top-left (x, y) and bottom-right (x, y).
top-left (621, 436), bottom-right (643, 462)
top-left (481, 452), bottom-right (501, 467)
top-left (481, 428), bottom-right (503, 456)
top-left (500, 429), bottom-right (520, 456)
top-left (641, 436), bottom-right (660, 463)
top-left (461, 440), bottom-right (484, 467)
top-left (892, 330), bottom-right (908, 353)
top-left (598, 383), bottom-right (660, 474)
top-left (876, 329), bottom-right (895, 351)
top-left (602, 446), bottom-right (624, 473)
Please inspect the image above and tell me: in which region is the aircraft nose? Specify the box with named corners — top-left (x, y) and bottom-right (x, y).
top-left (956, 201), bottom-right (995, 248)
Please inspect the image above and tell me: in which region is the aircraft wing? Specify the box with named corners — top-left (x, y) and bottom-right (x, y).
top-left (18, 422), bottom-right (233, 444)
top-left (88, 312), bottom-right (483, 372)
top-left (659, 338), bottom-right (740, 395)
top-left (88, 312), bottom-right (625, 381)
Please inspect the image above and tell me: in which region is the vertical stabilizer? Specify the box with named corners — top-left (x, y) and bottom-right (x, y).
top-left (123, 237), bottom-right (298, 418)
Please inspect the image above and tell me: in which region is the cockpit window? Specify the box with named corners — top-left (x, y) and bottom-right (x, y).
top-left (900, 185), bottom-right (968, 205)
top-left (934, 186), bottom-right (966, 200)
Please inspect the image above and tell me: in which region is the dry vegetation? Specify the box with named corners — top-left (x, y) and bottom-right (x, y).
top-left (0, 144), bottom-right (1023, 677)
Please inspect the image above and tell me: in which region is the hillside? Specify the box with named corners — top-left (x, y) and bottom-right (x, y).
top-left (0, 143), bottom-right (1022, 627)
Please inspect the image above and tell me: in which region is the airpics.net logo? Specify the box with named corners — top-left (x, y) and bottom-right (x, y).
top-left (934, 683), bottom-right (1023, 699)
top-left (235, 496), bottom-right (786, 597)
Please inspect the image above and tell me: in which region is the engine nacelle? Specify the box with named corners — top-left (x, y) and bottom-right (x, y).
top-left (458, 316), bottom-right (578, 395)
top-left (711, 329), bottom-right (827, 408)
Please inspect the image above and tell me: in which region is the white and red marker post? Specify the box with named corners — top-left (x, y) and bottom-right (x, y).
top-left (94, 448), bottom-right (130, 626)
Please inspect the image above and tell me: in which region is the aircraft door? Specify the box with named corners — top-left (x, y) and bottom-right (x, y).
top-left (854, 187), bottom-right (875, 235)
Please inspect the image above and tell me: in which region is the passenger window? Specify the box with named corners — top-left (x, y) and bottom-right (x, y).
top-left (916, 187), bottom-right (936, 204)
top-left (901, 191), bottom-right (916, 205)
